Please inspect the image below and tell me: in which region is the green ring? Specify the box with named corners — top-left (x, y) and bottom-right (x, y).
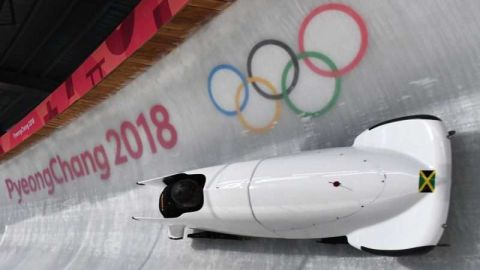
top-left (281, 51), bottom-right (342, 118)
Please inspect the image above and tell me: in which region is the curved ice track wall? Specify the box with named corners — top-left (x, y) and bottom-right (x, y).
top-left (1, 0), bottom-right (479, 269)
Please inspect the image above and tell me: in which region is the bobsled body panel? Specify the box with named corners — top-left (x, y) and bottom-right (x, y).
top-left (249, 148), bottom-right (387, 234)
top-left (171, 161), bottom-right (277, 237)
top-left (179, 148), bottom-right (426, 239)
top-left (348, 118), bottom-right (452, 251)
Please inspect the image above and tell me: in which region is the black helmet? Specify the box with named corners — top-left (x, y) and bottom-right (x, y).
top-left (170, 178), bottom-right (202, 208)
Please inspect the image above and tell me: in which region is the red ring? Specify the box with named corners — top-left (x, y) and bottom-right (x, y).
top-left (298, 3), bottom-right (368, 77)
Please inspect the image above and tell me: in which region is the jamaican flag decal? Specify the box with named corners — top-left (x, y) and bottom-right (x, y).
top-left (419, 170), bottom-right (436, 193)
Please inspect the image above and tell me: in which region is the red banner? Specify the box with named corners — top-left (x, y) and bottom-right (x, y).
top-left (0, 0), bottom-right (188, 156)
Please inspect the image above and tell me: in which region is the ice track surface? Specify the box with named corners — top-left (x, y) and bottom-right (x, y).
top-left (1, 0), bottom-right (480, 269)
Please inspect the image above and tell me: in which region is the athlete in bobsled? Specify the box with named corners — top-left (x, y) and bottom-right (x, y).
top-left (133, 115), bottom-right (453, 255)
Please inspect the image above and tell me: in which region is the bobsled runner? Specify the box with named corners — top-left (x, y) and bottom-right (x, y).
top-left (133, 115), bottom-right (453, 255)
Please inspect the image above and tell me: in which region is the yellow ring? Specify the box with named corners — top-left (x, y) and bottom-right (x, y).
top-left (235, 76), bottom-right (282, 134)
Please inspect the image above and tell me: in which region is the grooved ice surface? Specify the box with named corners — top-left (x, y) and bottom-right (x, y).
top-left (1, 0), bottom-right (480, 269)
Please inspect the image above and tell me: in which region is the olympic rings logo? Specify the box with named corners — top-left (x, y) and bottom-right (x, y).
top-left (207, 3), bottom-right (368, 133)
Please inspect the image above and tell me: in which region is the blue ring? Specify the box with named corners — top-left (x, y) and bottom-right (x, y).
top-left (208, 64), bottom-right (249, 116)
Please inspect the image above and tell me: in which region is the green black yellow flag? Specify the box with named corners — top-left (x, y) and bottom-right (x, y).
top-left (419, 170), bottom-right (436, 193)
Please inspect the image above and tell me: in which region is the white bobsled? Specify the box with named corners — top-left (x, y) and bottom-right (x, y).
top-left (134, 115), bottom-right (453, 255)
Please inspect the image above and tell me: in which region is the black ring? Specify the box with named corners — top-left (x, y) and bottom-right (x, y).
top-left (247, 39), bottom-right (300, 100)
